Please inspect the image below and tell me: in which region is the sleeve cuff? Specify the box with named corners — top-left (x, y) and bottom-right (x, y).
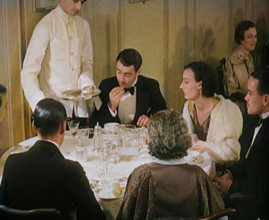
top-left (108, 103), bottom-right (117, 117)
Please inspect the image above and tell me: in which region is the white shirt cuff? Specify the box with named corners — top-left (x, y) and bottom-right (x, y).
top-left (108, 103), bottom-right (117, 117)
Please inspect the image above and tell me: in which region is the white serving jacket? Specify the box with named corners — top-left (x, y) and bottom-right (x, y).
top-left (21, 5), bottom-right (95, 117)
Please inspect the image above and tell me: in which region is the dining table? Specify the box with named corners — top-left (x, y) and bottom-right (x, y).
top-left (0, 127), bottom-right (216, 220)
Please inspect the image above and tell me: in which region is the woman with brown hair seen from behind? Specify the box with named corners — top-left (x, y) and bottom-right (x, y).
top-left (116, 109), bottom-right (224, 220)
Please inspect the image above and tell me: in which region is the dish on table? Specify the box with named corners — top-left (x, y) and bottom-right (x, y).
top-left (93, 182), bottom-right (125, 200)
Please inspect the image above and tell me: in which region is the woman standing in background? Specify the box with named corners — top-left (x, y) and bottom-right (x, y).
top-left (225, 20), bottom-right (257, 95)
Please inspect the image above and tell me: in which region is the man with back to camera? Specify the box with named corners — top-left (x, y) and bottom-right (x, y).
top-left (90, 48), bottom-right (167, 127)
top-left (215, 67), bottom-right (269, 220)
top-left (21, 0), bottom-right (97, 126)
top-left (0, 98), bottom-right (105, 220)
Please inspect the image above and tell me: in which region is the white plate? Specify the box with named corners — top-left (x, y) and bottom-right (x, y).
top-left (98, 188), bottom-right (123, 200)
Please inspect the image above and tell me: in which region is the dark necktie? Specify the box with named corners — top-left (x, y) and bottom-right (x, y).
top-left (124, 86), bottom-right (135, 96)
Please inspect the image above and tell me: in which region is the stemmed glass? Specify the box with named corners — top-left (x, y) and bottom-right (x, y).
top-left (67, 119), bottom-right (80, 138)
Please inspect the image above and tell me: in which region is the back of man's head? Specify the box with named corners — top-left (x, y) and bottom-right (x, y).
top-left (32, 98), bottom-right (67, 136)
top-left (251, 67), bottom-right (269, 95)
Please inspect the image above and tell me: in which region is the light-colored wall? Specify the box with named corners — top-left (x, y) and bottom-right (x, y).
top-left (0, 0), bottom-right (269, 155)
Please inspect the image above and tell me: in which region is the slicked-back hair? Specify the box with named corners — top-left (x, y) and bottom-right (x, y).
top-left (251, 67), bottom-right (269, 95)
top-left (148, 109), bottom-right (191, 160)
top-left (184, 61), bottom-right (216, 97)
top-left (0, 84), bottom-right (7, 108)
top-left (32, 98), bottom-right (67, 136)
top-left (116, 48), bottom-right (142, 72)
top-left (234, 20), bottom-right (255, 45)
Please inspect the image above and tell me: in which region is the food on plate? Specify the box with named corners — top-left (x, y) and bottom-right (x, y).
top-left (62, 89), bottom-right (81, 97)
top-left (112, 182), bottom-right (124, 197)
top-left (190, 155), bottom-right (204, 164)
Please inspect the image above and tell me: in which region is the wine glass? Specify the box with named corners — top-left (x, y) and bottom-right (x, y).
top-left (68, 119), bottom-right (80, 138)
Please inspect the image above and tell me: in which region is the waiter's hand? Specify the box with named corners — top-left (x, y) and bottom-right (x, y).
top-left (137, 115), bottom-right (150, 127)
top-left (109, 87), bottom-right (125, 112)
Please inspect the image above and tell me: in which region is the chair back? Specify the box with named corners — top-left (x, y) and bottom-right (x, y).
top-left (216, 58), bottom-right (228, 97)
top-left (0, 205), bottom-right (61, 220)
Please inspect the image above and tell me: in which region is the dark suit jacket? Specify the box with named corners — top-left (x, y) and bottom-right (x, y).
top-left (228, 114), bottom-right (269, 219)
top-left (90, 75), bottom-right (167, 127)
top-left (0, 140), bottom-right (105, 220)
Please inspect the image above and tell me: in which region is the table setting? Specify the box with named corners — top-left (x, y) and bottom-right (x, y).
top-left (0, 122), bottom-right (216, 220)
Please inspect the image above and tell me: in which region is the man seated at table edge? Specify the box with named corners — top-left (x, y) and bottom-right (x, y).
top-left (89, 48), bottom-right (167, 128)
top-left (215, 67), bottom-right (269, 220)
top-left (0, 98), bottom-right (105, 220)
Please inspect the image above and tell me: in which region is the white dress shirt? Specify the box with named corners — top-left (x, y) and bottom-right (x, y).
top-left (245, 111), bottom-right (269, 159)
top-left (21, 5), bottom-right (95, 117)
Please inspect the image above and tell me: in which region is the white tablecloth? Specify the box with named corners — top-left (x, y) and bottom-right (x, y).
top-left (0, 132), bottom-right (216, 220)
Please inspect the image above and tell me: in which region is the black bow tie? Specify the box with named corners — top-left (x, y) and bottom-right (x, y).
top-left (124, 87), bottom-right (135, 96)
top-left (256, 118), bottom-right (264, 127)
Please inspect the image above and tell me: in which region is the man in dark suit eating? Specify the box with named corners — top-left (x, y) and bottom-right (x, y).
top-left (90, 48), bottom-right (166, 127)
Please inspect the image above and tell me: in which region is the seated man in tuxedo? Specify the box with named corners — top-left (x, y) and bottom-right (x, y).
top-left (90, 48), bottom-right (166, 127)
top-left (215, 67), bottom-right (269, 220)
top-left (0, 98), bottom-right (105, 220)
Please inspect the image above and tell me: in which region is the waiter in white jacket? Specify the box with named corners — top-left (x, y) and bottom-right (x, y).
top-left (21, 0), bottom-right (97, 125)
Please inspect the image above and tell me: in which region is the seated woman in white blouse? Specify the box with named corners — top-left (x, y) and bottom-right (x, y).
top-left (116, 109), bottom-right (224, 220)
top-left (180, 61), bottom-right (242, 168)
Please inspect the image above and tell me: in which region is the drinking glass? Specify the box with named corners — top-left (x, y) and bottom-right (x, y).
top-left (78, 127), bottom-right (90, 146)
top-left (68, 119), bottom-right (80, 138)
top-left (138, 127), bottom-right (149, 158)
top-left (75, 144), bottom-right (88, 162)
top-left (118, 128), bottom-right (139, 160)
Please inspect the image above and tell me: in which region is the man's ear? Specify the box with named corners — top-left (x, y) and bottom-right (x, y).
top-left (263, 94), bottom-right (269, 106)
top-left (136, 68), bottom-right (142, 76)
top-left (59, 121), bottom-right (66, 135)
top-left (32, 122), bottom-right (38, 134)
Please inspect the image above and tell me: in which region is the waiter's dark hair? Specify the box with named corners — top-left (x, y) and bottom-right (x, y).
top-left (0, 84), bottom-right (7, 108)
top-left (251, 67), bottom-right (269, 95)
top-left (116, 48), bottom-right (142, 72)
top-left (32, 98), bottom-right (67, 136)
